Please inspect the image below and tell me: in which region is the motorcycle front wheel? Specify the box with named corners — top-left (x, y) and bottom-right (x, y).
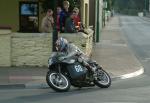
top-left (46, 71), bottom-right (71, 92)
top-left (94, 69), bottom-right (111, 88)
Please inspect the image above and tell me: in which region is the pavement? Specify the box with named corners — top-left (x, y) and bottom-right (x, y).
top-left (0, 16), bottom-right (144, 89)
top-left (140, 16), bottom-right (150, 22)
top-left (92, 16), bottom-right (144, 80)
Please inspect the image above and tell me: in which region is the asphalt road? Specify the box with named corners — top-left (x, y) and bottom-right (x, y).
top-left (120, 16), bottom-right (150, 75)
top-left (1, 16), bottom-right (150, 103)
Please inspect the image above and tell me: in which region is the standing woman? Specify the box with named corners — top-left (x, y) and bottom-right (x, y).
top-left (41, 9), bottom-right (54, 33)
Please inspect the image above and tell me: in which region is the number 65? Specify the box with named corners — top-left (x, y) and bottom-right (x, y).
top-left (74, 65), bottom-right (83, 72)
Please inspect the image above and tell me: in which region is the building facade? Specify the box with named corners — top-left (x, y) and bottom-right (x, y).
top-left (89, 0), bottom-right (103, 42)
top-left (0, 0), bottom-right (90, 32)
top-left (0, 0), bottom-right (95, 67)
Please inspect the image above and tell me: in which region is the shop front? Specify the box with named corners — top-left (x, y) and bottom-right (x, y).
top-left (0, 0), bottom-right (94, 67)
top-left (0, 0), bottom-right (89, 33)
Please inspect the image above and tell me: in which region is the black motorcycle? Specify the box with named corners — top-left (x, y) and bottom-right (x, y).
top-left (46, 52), bottom-right (111, 92)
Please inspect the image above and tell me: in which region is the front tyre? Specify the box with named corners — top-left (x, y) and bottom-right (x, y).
top-left (46, 71), bottom-right (71, 92)
top-left (94, 69), bottom-right (111, 88)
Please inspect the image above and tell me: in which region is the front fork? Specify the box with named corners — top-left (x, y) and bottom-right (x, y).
top-left (48, 64), bottom-right (62, 81)
top-left (58, 64), bottom-right (61, 74)
top-left (57, 64), bottom-right (62, 80)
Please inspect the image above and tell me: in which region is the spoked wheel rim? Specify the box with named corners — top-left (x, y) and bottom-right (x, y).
top-left (49, 73), bottom-right (69, 90)
top-left (97, 69), bottom-right (110, 85)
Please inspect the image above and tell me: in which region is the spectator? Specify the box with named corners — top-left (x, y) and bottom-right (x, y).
top-left (56, 6), bottom-right (62, 31)
top-left (41, 9), bottom-right (54, 33)
top-left (65, 11), bottom-right (77, 33)
top-left (73, 7), bottom-right (85, 31)
top-left (60, 0), bottom-right (70, 32)
top-left (73, 7), bottom-right (80, 27)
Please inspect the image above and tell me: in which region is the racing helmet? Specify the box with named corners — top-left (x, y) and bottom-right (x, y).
top-left (55, 37), bottom-right (68, 52)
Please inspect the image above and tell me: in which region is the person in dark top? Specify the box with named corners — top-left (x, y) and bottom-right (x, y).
top-left (60, 0), bottom-right (70, 33)
top-left (65, 11), bottom-right (77, 33)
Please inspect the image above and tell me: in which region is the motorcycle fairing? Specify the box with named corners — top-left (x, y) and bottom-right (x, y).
top-left (67, 62), bottom-right (87, 79)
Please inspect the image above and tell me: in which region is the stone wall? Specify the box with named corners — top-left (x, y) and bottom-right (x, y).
top-left (11, 32), bottom-right (92, 67)
top-left (0, 30), bottom-right (93, 67)
top-left (11, 33), bottom-right (52, 66)
top-left (0, 30), bottom-right (11, 66)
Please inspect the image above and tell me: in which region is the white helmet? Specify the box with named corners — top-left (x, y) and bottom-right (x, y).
top-left (55, 37), bottom-right (68, 52)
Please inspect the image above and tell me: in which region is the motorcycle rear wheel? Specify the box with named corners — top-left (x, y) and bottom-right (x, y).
top-left (46, 71), bottom-right (71, 92)
top-left (94, 69), bottom-right (111, 88)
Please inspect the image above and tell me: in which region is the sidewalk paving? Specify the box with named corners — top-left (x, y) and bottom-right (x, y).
top-left (140, 16), bottom-right (150, 22)
top-left (92, 16), bottom-right (144, 79)
top-left (0, 67), bottom-right (47, 89)
top-left (0, 16), bottom-right (144, 89)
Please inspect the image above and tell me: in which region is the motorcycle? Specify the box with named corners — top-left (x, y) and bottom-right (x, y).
top-left (46, 52), bottom-right (111, 92)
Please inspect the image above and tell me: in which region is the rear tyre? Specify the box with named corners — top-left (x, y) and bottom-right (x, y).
top-left (46, 71), bottom-right (71, 92)
top-left (94, 69), bottom-right (111, 88)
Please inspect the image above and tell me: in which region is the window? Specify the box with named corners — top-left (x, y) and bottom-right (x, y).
top-left (21, 4), bottom-right (38, 15)
top-left (19, 2), bottom-right (39, 32)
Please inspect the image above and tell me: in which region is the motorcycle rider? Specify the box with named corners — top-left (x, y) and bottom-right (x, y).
top-left (55, 37), bottom-right (96, 74)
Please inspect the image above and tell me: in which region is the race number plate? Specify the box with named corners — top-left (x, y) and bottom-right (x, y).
top-left (67, 63), bottom-right (87, 79)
